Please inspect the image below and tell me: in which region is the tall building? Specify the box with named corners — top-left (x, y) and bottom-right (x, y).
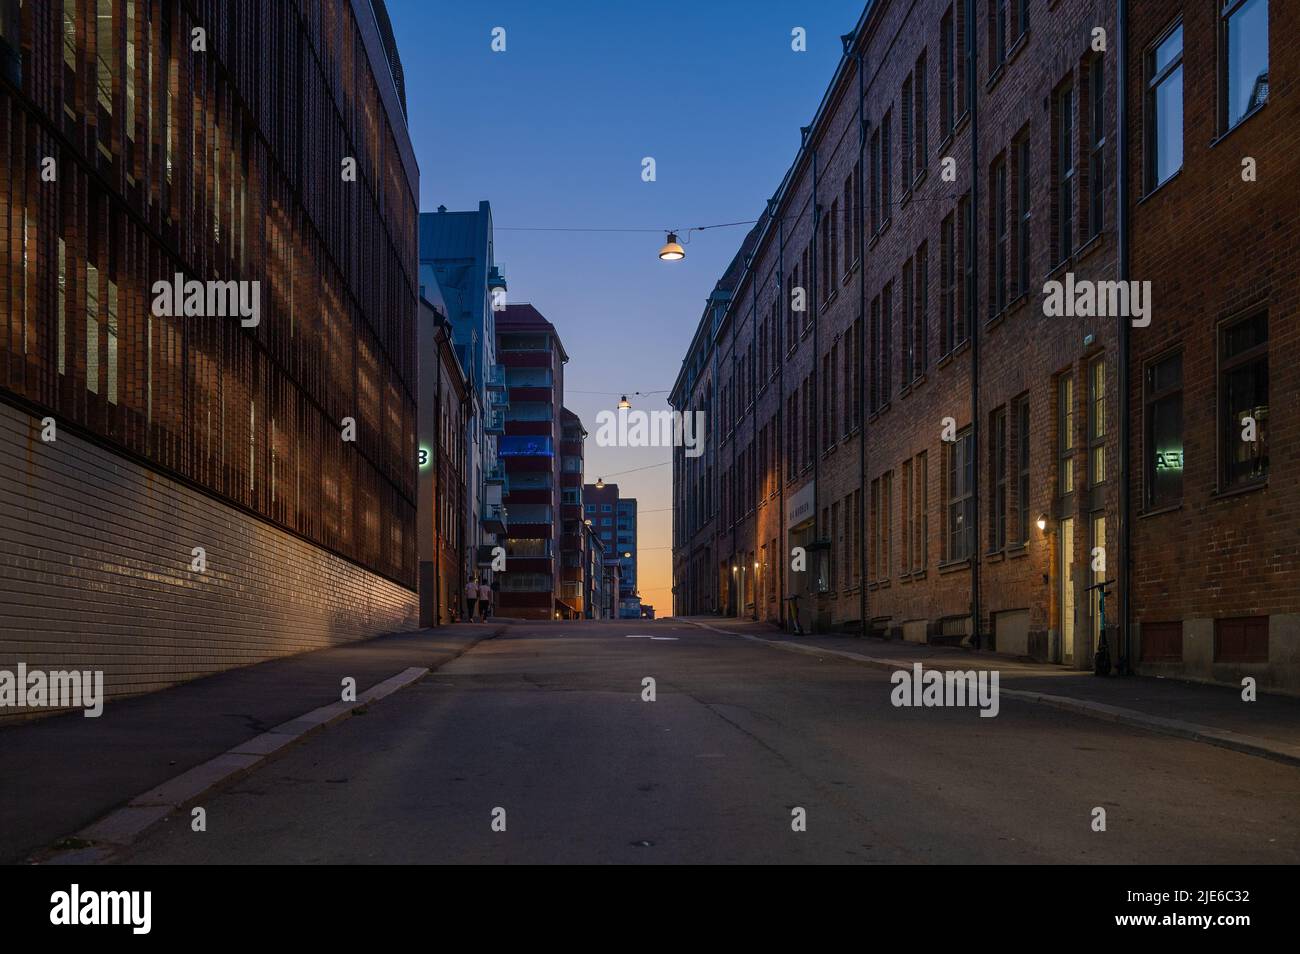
top-left (585, 482), bottom-right (640, 619)
top-left (496, 304), bottom-right (568, 619)
top-left (558, 407), bottom-right (586, 619)
top-left (419, 203), bottom-right (509, 613)
top-left (0, 0), bottom-right (420, 715)
top-left (417, 293), bottom-right (469, 626)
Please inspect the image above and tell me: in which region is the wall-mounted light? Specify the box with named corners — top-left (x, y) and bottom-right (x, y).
top-left (1036, 513), bottom-right (1049, 532)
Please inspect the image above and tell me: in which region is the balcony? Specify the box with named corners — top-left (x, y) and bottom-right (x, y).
top-left (482, 503), bottom-right (507, 535)
top-left (485, 407), bottom-right (506, 434)
top-left (485, 462), bottom-right (508, 485)
top-left (485, 365), bottom-right (507, 390)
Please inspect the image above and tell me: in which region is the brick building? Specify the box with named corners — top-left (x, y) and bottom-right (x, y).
top-left (417, 293), bottom-right (468, 626)
top-left (496, 303), bottom-right (568, 619)
top-left (674, 0), bottom-right (1297, 690)
top-left (0, 0), bottom-right (420, 715)
top-left (1126, 0), bottom-right (1297, 690)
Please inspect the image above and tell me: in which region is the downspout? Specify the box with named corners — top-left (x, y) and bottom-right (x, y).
top-left (751, 272), bottom-right (759, 620)
top-left (967, 0), bottom-right (983, 649)
top-left (857, 47), bottom-right (868, 638)
top-left (811, 138), bottom-right (820, 632)
top-left (1116, 0), bottom-right (1132, 674)
top-left (776, 205), bottom-right (787, 629)
top-left (434, 333), bottom-right (443, 627)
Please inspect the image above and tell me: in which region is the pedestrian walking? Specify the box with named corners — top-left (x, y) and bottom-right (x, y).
top-left (478, 579), bottom-right (492, 622)
top-left (464, 577), bottom-right (480, 623)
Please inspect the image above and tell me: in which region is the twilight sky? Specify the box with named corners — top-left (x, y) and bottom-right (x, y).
top-left (386, 0), bottom-right (863, 614)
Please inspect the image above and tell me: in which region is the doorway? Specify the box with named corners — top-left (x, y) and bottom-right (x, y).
top-left (1059, 516), bottom-right (1076, 665)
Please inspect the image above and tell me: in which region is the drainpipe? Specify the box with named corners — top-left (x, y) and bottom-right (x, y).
top-left (751, 272), bottom-right (759, 620)
top-left (1116, 0), bottom-right (1132, 674)
top-left (776, 205), bottom-right (787, 629)
top-left (811, 138), bottom-right (820, 633)
top-left (967, 0), bottom-right (983, 649)
top-left (433, 333), bottom-right (443, 627)
top-left (857, 47), bottom-right (869, 638)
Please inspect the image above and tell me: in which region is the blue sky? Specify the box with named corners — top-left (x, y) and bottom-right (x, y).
top-left (386, 0), bottom-right (865, 612)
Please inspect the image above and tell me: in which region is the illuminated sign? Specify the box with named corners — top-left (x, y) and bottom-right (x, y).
top-left (1154, 449), bottom-right (1183, 471)
top-left (418, 447), bottom-right (431, 468)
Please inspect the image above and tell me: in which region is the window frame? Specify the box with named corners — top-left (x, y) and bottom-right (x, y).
top-left (1218, 0), bottom-right (1269, 134)
top-left (1217, 311), bottom-right (1269, 491)
top-left (1143, 348), bottom-right (1184, 509)
top-left (1145, 20), bottom-right (1184, 193)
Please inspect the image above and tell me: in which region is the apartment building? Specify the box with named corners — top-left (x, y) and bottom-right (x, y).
top-left (496, 304), bottom-right (568, 619)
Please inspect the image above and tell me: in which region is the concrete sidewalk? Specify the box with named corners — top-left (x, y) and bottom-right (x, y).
top-left (0, 621), bottom-right (505, 864)
top-left (677, 616), bottom-right (1300, 768)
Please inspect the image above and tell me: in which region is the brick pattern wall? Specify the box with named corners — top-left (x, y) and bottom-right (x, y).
top-left (1, 400), bottom-right (418, 720)
top-left (1127, 0), bottom-right (1300, 688)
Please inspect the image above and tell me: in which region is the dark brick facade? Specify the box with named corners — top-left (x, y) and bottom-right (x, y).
top-left (675, 0), bottom-right (1299, 691)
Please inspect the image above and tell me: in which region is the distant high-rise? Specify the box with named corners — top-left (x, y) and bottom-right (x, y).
top-left (496, 304), bottom-right (569, 619)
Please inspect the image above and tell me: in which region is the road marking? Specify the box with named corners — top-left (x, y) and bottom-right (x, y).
top-left (625, 634), bottom-right (678, 640)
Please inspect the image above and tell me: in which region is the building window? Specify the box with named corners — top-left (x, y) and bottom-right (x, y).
top-left (902, 258), bottom-right (914, 384)
top-left (914, 50), bottom-right (928, 179)
top-left (882, 281), bottom-right (893, 406)
top-left (1088, 356), bottom-right (1105, 487)
top-left (902, 75), bottom-right (914, 190)
top-left (1058, 374), bottom-right (1075, 496)
top-left (902, 459), bottom-right (914, 572)
top-left (959, 192), bottom-right (974, 337)
top-left (869, 295), bottom-right (881, 413)
top-left (1219, 312), bottom-right (1268, 489)
top-left (915, 451), bottom-right (928, 569)
top-left (941, 8), bottom-right (956, 136)
top-left (1144, 350), bottom-right (1183, 509)
top-left (1016, 0), bottom-right (1029, 36)
top-left (1014, 132), bottom-right (1031, 296)
top-left (881, 109), bottom-right (893, 227)
top-left (1086, 55), bottom-right (1105, 240)
top-left (1220, 0), bottom-right (1269, 132)
top-left (941, 211), bottom-right (957, 354)
top-left (991, 154), bottom-right (1008, 316)
top-left (1015, 397), bottom-right (1030, 544)
top-left (915, 242), bottom-right (928, 377)
top-left (946, 430), bottom-right (975, 562)
top-left (990, 407), bottom-right (1007, 551)
top-left (870, 127), bottom-right (882, 234)
top-left (1146, 22), bottom-right (1183, 191)
top-left (1055, 81), bottom-right (1075, 262)
top-left (990, 0), bottom-right (1008, 71)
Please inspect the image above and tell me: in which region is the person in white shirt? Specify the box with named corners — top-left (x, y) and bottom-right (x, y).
top-left (464, 578), bottom-right (479, 623)
top-left (478, 580), bottom-right (492, 622)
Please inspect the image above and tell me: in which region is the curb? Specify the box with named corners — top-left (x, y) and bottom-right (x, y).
top-left (683, 620), bottom-right (1300, 769)
top-left (35, 624), bottom-right (507, 865)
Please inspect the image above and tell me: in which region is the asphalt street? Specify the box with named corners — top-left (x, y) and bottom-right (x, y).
top-left (114, 619), bottom-right (1300, 864)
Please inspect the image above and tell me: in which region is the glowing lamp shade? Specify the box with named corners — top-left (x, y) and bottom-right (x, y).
top-left (658, 232), bottom-right (685, 261)
top-left (595, 477), bottom-right (605, 489)
top-left (618, 394), bottom-right (631, 410)
top-left (1036, 513), bottom-right (1049, 532)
